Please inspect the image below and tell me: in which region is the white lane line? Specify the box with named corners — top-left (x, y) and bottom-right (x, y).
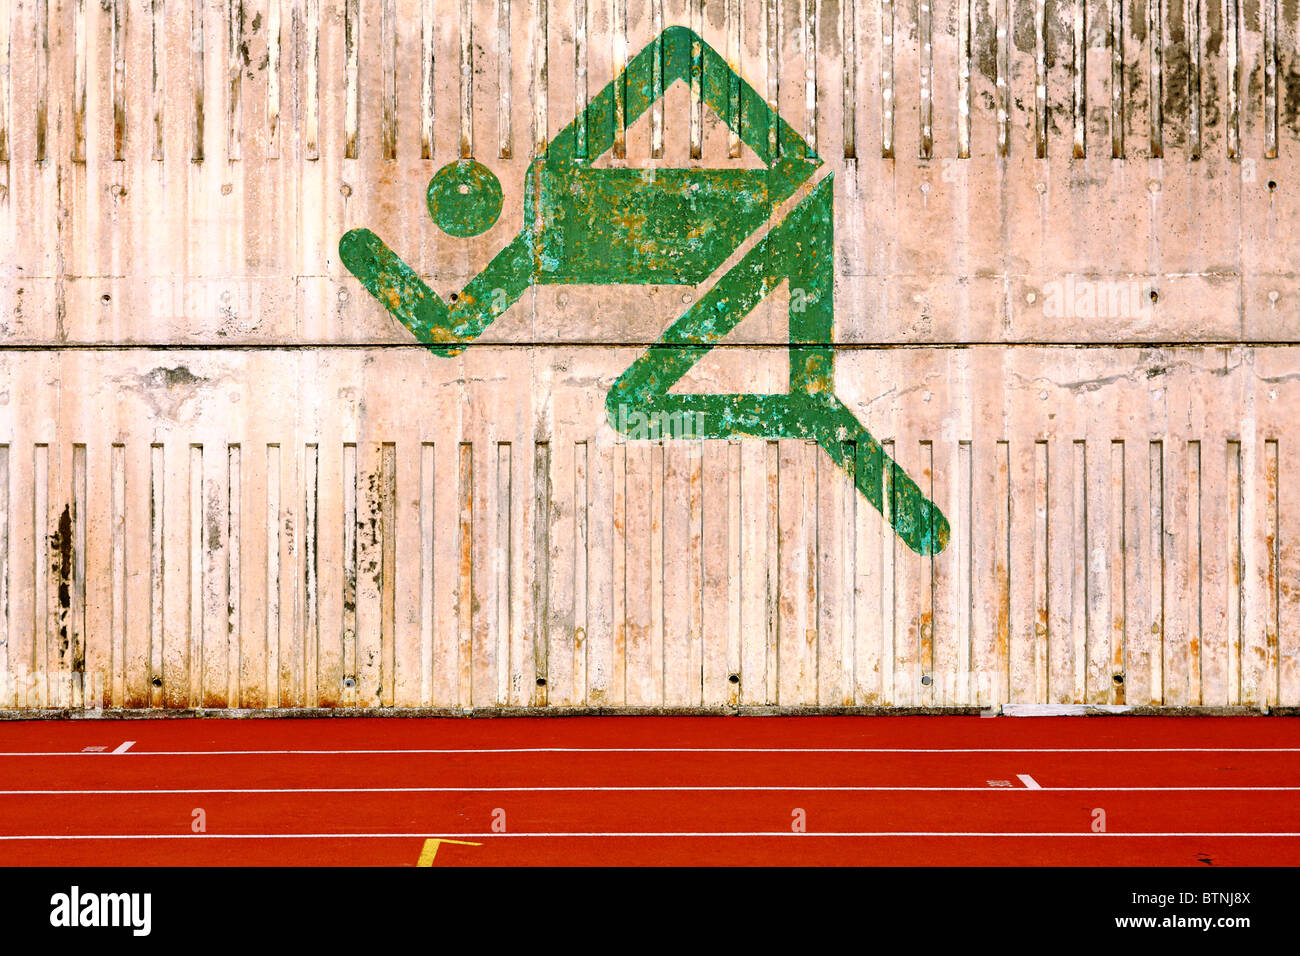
top-left (2, 746), bottom-right (1298, 757)
top-left (111, 741), bottom-right (135, 755)
top-left (1, 831), bottom-right (1299, 840)
top-left (1017, 774), bottom-right (1042, 789)
top-left (2, 785), bottom-right (1299, 795)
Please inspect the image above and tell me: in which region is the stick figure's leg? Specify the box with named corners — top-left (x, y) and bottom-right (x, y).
top-left (605, 178), bottom-right (949, 555)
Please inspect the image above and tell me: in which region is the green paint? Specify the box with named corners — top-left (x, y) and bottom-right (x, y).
top-left (426, 159), bottom-right (504, 237)
top-left (527, 167), bottom-right (786, 284)
top-left (339, 25), bottom-right (815, 350)
top-left (340, 26), bottom-right (949, 556)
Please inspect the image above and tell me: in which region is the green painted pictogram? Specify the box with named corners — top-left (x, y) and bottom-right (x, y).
top-left (426, 159), bottom-right (504, 237)
top-left (340, 26), bottom-right (949, 555)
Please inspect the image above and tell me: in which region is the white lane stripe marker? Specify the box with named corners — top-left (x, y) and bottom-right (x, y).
top-left (111, 741), bottom-right (135, 754)
top-left (2, 785), bottom-right (1299, 795)
top-left (1017, 774), bottom-right (1042, 789)
top-left (1, 831), bottom-right (1300, 840)
top-left (3, 746), bottom-right (1300, 757)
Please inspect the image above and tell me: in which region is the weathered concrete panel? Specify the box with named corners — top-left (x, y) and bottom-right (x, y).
top-left (0, 0), bottom-right (1296, 710)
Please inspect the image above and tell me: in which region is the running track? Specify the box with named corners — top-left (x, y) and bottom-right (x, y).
top-left (0, 716), bottom-right (1297, 866)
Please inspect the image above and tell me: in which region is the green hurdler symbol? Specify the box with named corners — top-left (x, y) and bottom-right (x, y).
top-left (339, 26), bottom-right (949, 555)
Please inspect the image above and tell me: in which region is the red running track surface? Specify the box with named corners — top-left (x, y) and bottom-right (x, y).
top-left (0, 716), bottom-right (1297, 866)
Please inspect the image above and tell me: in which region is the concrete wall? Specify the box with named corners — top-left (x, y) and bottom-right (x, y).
top-left (0, 0), bottom-right (1297, 711)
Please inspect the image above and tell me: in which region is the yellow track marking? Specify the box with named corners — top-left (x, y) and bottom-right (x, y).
top-left (416, 838), bottom-right (482, 866)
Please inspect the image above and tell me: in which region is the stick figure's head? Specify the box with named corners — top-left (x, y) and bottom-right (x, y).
top-left (426, 160), bottom-right (503, 237)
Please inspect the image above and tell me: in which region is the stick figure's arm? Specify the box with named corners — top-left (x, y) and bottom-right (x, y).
top-left (339, 228), bottom-right (534, 357)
